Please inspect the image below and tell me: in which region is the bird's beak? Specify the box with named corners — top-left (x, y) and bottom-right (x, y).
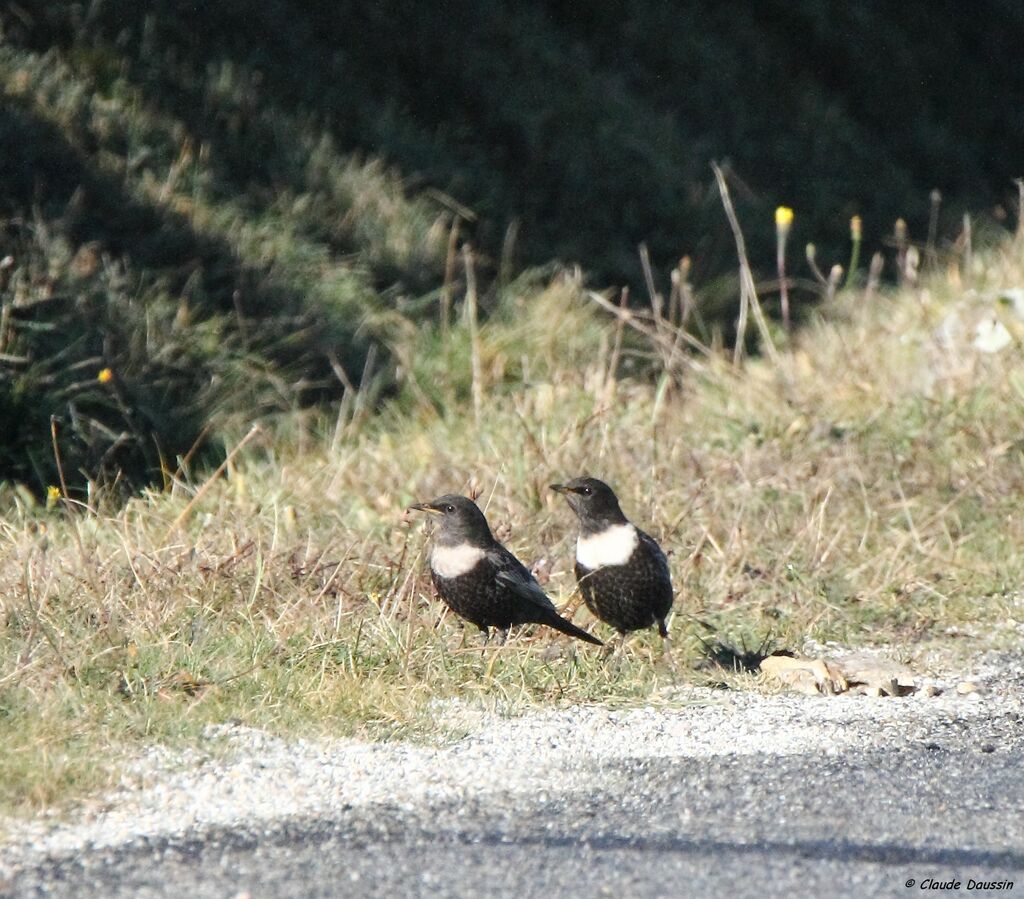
top-left (550, 483), bottom-right (570, 495)
top-left (408, 501), bottom-right (443, 516)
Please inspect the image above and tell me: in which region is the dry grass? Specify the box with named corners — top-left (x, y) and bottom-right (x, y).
top-left (4, 243), bottom-right (1024, 818)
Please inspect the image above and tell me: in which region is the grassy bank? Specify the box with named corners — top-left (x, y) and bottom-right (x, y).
top-left (16, 3), bottom-right (1024, 284)
top-left (0, 34), bottom-right (449, 493)
top-left (3, 240), bottom-right (1024, 818)
top-left (6, 3), bottom-right (1024, 498)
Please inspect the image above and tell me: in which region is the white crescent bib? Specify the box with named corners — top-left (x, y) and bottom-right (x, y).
top-left (576, 524), bottom-right (638, 570)
top-left (431, 543), bottom-right (486, 578)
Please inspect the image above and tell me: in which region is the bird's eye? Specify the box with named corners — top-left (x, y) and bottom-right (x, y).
top-left (581, 486), bottom-right (592, 495)
top-left (445, 504), bottom-right (455, 513)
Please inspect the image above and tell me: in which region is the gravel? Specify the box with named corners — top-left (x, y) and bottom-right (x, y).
top-left (3, 653), bottom-right (1024, 896)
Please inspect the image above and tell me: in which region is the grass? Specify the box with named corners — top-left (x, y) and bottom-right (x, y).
top-left (0, 38), bottom-right (450, 492)
top-left (7, 5), bottom-right (1023, 498)
top-left (4, 235), bottom-right (1024, 821)
top-left (18, 3), bottom-right (1024, 286)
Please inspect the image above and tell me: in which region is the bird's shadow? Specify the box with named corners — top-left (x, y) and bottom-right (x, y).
top-left (694, 633), bottom-right (782, 676)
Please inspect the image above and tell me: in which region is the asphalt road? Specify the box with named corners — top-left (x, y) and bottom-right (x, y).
top-left (8, 736), bottom-right (1023, 897)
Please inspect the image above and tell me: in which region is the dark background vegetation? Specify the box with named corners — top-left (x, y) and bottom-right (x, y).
top-left (2, 1), bottom-right (1022, 493)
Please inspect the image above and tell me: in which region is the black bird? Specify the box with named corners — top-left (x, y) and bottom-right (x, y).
top-left (551, 477), bottom-right (673, 640)
top-left (409, 494), bottom-right (603, 646)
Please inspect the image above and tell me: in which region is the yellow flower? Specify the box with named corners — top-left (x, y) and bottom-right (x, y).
top-left (850, 215), bottom-right (862, 241)
top-left (46, 485), bottom-right (60, 509)
top-left (775, 206), bottom-right (794, 230)
top-left (98, 367), bottom-right (114, 384)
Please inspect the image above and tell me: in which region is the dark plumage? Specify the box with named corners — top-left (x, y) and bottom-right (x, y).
top-left (551, 477), bottom-right (673, 639)
top-left (409, 494), bottom-right (602, 646)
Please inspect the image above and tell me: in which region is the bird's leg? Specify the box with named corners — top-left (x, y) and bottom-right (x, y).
top-left (495, 627), bottom-right (509, 646)
top-left (600, 632), bottom-right (628, 677)
top-left (479, 626), bottom-right (490, 656)
top-left (656, 618), bottom-right (678, 672)
top-left (661, 633), bottom-right (678, 675)
top-left (602, 631), bottom-right (627, 659)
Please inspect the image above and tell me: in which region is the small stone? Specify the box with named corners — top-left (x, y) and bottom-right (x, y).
top-left (759, 655), bottom-right (848, 694)
top-left (956, 681), bottom-right (983, 695)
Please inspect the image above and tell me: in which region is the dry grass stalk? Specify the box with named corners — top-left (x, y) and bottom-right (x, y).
top-left (711, 163), bottom-right (779, 366)
top-left (462, 244), bottom-right (483, 424)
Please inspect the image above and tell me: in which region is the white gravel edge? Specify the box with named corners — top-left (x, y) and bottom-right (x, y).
top-left (2, 668), bottom-right (1019, 877)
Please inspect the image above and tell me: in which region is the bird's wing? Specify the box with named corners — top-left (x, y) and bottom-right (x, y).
top-left (487, 546), bottom-right (557, 612)
top-left (638, 529), bottom-right (670, 569)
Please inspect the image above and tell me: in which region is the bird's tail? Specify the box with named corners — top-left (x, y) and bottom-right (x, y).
top-left (543, 611), bottom-right (603, 646)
